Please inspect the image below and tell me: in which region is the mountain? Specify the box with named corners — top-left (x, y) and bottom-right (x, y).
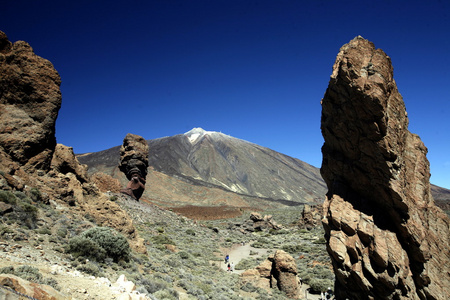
top-left (77, 128), bottom-right (327, 207)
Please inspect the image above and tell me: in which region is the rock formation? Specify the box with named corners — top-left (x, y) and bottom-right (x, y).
top-left (0, 30), bottom-right (61, 172)
top-left (240, 250), bottom-right (300, 299)
top-left (298, 204), bottom-right (323, 230)
top-left (0, 31), bottom-right (145, 254)
top-left (119, 133), bottom-right (149, 200)
top-left (320, 36), bottom-right (450, 299)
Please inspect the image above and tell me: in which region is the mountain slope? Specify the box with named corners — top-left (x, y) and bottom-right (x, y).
top-left (78, 128), bottom-right (327, 206)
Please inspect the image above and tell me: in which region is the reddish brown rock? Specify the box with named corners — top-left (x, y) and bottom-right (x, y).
top-left (240, 250), bottom-right (300, 299)
top-left (119, 133), bottom-right (149, 200)
top-left (0, 274), bottom-right (68, 299)
top-left (320, 36), bottom-right (450, 300)
top-left (0, 30), bottom-right (61, 172)
top-left (90, 172), bottom-right (121, 193)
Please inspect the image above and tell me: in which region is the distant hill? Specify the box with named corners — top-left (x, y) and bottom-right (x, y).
top-left (78, 128), bottom-right (327, 207)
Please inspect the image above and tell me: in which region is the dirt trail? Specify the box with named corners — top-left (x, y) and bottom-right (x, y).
top-left (220, 243), bottom-right (270, 274)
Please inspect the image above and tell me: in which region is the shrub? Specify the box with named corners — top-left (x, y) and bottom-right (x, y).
top-left (153, 289), bottom-right (179, 300)
top-left (37, 227), bottom-right (52, 235)
top-left (29, 188), bottom-right (42, 202)
top-left (76, 262), bottom-right (102, 277)
top-left (185, 229), bottom-right (196, 236)
top-left (68, 236), bottom-right (107, 261)
top-left (67, 226), bottom-right (130, 262)
top-left (308, 278), bottom-right (333, 294)
top-left (16, 203), bottom-right (38, 229)
top-left (15, 265), bottom-right (43, 282)
top-left (151, 235), bottom-right (174, 245)
top-left (178, 251), bottom-right (190, 259)
top-left (0, 190), bottom-right (16, 205)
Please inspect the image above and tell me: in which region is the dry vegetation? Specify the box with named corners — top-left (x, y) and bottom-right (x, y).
top-left (0, 190), bottom-right (334, 299)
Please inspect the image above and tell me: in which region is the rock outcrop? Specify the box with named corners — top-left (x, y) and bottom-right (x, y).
top-left (240, 250), bottom-right (300, 298)
top-left (0, 274), bottom-right (68, 299)
top-left (298, 204), bottom-right (323, 230)
top-left (320, 36), bottom-right (450, 299)
top-left (119, 133), bottom-right (149, 200)
top-left (0, 31), bottom-right (146, 254)
top-left (0, 30), bottom-right (62, 172)
top-left (229, 212), bottom-right (282, 233)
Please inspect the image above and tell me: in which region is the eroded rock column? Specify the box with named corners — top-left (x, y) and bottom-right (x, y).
top-left (119, 133), bottom-right (149, 200)
top-left (320, 36), bottom-right (450, 300)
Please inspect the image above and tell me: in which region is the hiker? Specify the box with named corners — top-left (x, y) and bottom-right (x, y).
top-left (227, 262), bottom-right (231, 271)
top-left (225, 255), bottom-right (229, 263)
top-left (230, 262), bottom-right (234, 272)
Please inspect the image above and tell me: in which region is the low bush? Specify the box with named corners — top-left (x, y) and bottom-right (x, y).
top-left (67, 226), bottom-right (130, 262)
top-left (151, 235), bottom-right (175, 245)
top-left (0, 190), bottom-right (16, 204)
top-left (308, 278), bottom-right (333, 294)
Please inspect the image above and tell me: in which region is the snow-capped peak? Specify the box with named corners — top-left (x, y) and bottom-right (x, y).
top-left (185, 127), bottom-right (212, 144)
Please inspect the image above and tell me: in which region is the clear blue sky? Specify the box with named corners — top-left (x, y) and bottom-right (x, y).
top-left (2, 1), bottom-right (449, 189)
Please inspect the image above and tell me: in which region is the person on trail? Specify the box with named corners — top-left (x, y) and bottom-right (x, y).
top-left (230, 262), bottom-right (234, 272)
top-left (225, 255), bottom-right (229, 263)
top-left (227, 262), bottom-right (231, 271)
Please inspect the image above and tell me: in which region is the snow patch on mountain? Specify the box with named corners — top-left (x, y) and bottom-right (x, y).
top-left (185, 127), bottom-right (226, 144)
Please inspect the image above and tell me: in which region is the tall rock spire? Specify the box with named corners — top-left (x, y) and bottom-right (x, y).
top-left (119, 133), bottom-right (149, 200)
top-left (320, 36), bottom-right (450, 300)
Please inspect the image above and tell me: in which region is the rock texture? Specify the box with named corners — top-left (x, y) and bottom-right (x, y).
top-left (320, 36), bottom-right (450, 299)
top-left (240, 250), bottom-right (300, 299)
top-left (0, 30), bottom-right (62, 172)
top-left (119, 133), bottom-right (149, 200)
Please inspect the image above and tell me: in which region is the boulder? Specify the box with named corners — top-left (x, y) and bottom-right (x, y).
top-left (240, 250), bottom-right (300, 299)
top-left (320, 36), bottom-right (450, 300)
top-left (270, 250), bottom-right (300, 299)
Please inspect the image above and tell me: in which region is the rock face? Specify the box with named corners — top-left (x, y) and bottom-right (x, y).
top-left (320, 36), bottom-right (450, 299)
top-left (0, 30), bottom-right (62, 172)
top-left (119, 133), bottom-right (149, 200)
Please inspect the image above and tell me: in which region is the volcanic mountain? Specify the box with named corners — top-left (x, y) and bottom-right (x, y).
top-left (77, 128), bottom-right (327, 208)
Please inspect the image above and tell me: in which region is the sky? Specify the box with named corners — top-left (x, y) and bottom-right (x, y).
top-left (2, 0), bottom-right (449, 189)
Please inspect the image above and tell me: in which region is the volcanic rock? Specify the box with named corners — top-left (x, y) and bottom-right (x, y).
top-left (0, 31), bottom-right (146, 254)
top-left (0, 274), bottom-right (68, 299)
top-left (50, 144), bottom-right (88, 183)
top-left (119, 133), bottom-right (149, 200)
top-left (298, 204), bottom-right (323, 230)
top-left (320, 36), bottom-right (450, 299)
top-left (240, 250), bottom-right (300, 298)
top-left (0, 30), bottom-right (61, 172)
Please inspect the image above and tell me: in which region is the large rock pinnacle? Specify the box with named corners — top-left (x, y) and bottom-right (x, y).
top-left (0, 30), bottom-right (62, 171)
top-left (320, 36), bottom-right (450, 300)
top-left (119, 133), bottom-right (149, 200)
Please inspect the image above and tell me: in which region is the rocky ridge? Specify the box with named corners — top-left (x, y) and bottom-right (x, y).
top-left (320, 36), bottom-right (450, 299)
